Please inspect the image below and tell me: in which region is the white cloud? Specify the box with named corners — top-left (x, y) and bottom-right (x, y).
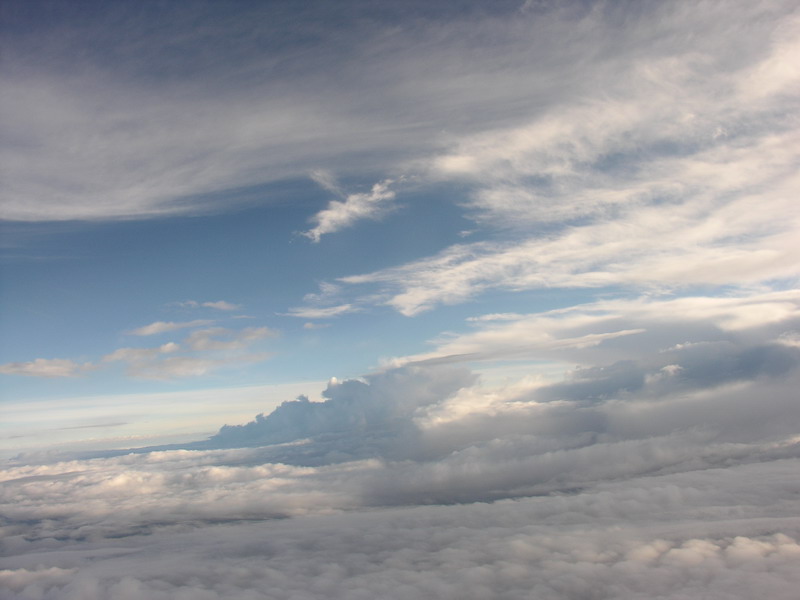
top-left (309, 169), bottom-right (345, 197)
top-left (393, 290), bottom-right (800, 369)
top-left (303, 180), bottom-right (396, 242)
top-left (103, 342), bottom-right (180, 364)
top-left (284, 304), bottom-right (359, 319)
top-left (3, 377), bottom-right (800, 598)
top-left (0, 358), bottom-right (90, 378)
top-left (129, 353), bottom-right (270, 380)
top-left (177, 300), bottom-right (242, 311)
top-left (200, 300), bottom-right (241, 311)
top-left (2, 1), bottom-right (797, 225)
top-left (101, 328), bottom-right (275, 380)
top-left (315, 7), bottom-right (800, 316)
top-left (128, 320), bottom-right (213, 336)
top-left (4, 311), bottom-right (800, 597)
top-left (185, 327), bottom-right (276, 352)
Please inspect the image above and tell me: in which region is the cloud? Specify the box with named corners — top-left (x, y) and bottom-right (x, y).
top-left (0, 358), bottom-right (90, 378)
top-left (103, 342), bottom-right (180, 364)
top-left (128, 320), bottom-right (213, 336)
top-left (127, 353), bottom-right (270, 380)
top-left (209, 366), bottom-right (475, 455)
top-left (3, 3), bottom-right (800, 597)
top-left (16, 1), bottom-right (785, 222)
top-left (101, 328), bottom-right (275, 380)
top-left (185, 326), bottom-right (276, 351)
top-left (284, 303), bottom-right (360, 319)
top-left (4, 327), bottom-right (800, 598)
top-left (309, 170), bottom-right (345, 197)
top-left (177, 300), bottom-right (241, 311)
top-left (1, 0), bottom-right (582, 222)
top-left (308, 5), bottom-right (799, 316)
top-left (303, 180), bottom-right (396, 242)
top-left (392, 289), bottom-right (800, 369)
top-left (3, 412), bottom-right (799, 599)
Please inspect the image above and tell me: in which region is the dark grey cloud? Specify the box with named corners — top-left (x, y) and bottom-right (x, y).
top-left (536, 342), bottom-right (800, 403)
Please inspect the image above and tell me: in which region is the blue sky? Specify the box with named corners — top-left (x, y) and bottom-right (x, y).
top-left (2, 2), bottom-right (800, 598)
top-left (1, 0), bottom-right (799, 456)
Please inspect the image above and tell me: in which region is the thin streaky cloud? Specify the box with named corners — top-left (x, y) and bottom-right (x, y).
top-left (173, 300), bottom-right (242, 311)
top-left (0, 358), bottom-right (91, 378)
top-left (283, 304), bottom-right (360, 319)
top-left (128, 320), bottom-right (213, 336)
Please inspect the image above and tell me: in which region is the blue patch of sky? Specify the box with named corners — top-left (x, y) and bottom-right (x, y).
top-left (0, 176), bottom-right (483, 397)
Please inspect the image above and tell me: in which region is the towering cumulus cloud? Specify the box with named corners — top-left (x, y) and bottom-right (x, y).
top-left (210, 366), bottom-right (475, 459)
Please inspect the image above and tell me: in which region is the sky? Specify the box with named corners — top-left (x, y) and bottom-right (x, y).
top-left (1, 0), bottom-right (800, 598)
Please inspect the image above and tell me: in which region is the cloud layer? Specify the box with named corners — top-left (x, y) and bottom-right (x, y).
top-left (5, 1), bottom-right (796, 226)
top-left (3, 2), bottom-right (799, 598)
top-left (2, 357), bottom-right (799, 598)
top-left (6, 278), bottom-right (798, 597)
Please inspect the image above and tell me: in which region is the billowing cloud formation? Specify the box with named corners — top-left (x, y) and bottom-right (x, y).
top-left (210, 366), bottom-right (475, 456)
top-left (2, 356), bottom-right (799, 598)
top-left (303, 180), bottom-right (396, 242)
top-left (3, 273), bottom-right (800, 595)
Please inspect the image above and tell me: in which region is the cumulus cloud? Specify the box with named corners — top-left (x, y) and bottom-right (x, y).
top-left (209, 366), bottom-right (475, 456)
top-left (303, 180), bottom-right (396, 242)
top-left (0, 358), bottom-right (91, 378)
top-left (3, 336), bottom-right (800, 598)
top-left (127, 319), bottom-right (213, 336)
top-left (2, 431), bottom-right (799, 599)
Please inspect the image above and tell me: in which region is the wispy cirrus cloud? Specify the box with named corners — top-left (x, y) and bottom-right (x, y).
top-left (0, 358), bottom-right (92, 378)
top-left (176, 300), bottom-right (241, 311)
top-left (185, 327), bottom-right (276, 352)
top-left (102, 328), bottom-right (275, 380)
top-left (392, 289), bottom-right (800, 370)
top-left (128, 320), bottom-right (213, 336)
top-left (307, 5), bottom-right (799, 316)
top-left (284, 304), bottom-right (359, 320)
top-left (8, 1), bottom-right (794, 225)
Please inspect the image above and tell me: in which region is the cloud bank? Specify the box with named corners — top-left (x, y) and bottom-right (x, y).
top-left (6, 275), bottom-right (799, 597)
top-left (3, 355), bottom-right (800, 598)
